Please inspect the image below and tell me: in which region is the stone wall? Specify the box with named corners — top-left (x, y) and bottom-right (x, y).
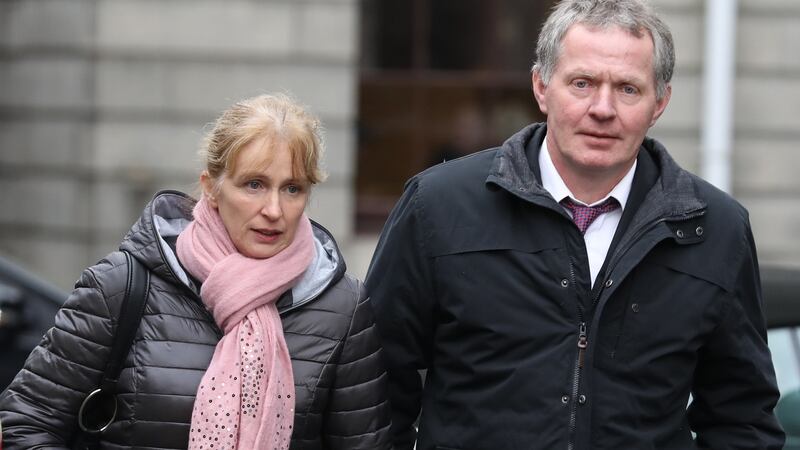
top-left (0, 0), bottom-right (359, 288)
top-left (735, 0), bottom-right (800, 265)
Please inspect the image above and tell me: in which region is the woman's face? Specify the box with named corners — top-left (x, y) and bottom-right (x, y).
top-left (203, 136), bottom-right (310, 259)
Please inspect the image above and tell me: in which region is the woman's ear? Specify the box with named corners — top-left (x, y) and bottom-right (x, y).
top-left (199, 171), bottom-right (219, 208)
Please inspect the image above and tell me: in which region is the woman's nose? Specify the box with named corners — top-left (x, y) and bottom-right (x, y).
top-left (260, 192), bottom-right (282, 219)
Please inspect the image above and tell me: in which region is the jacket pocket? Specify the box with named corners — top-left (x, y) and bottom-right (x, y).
top-left (595, 259), bottom-right (724, 370)
top-left (427, 223), bottom-right (560, 258)
top-left (593, 278), bottom-right (635, 370)
top-left (432, 245), bottom-right (573, 336)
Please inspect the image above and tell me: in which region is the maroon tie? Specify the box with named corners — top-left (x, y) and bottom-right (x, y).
top-left (560, 197), bottom-right (620, 234)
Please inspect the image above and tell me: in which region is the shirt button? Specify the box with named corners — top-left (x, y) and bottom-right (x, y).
top-left (561, 395), bottom-right (570, 404)
top-left (631, 303), bottom-right (640, 313)
top-left (604, 279), bottom-right (613, 288)
top-left (578, 395), bottom-right (587, 405)
top-left (695, 226), bottom-right (704, 236)
top-left (676, 229), bottom-right (685, 238)
top-left (561, 279), bottom-right (569, 288)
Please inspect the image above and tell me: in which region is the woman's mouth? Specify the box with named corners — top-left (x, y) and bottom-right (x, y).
top-left (254, 229), bottom-right (282, 243)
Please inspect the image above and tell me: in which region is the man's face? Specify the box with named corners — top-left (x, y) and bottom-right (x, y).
top-left (533, 24), bottom-right (671, 185)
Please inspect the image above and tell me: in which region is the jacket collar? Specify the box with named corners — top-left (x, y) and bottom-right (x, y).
top-left (486, 123), bottom-right (707, 221)
top-left (486, 123), bottom-right (552, 205)
top-left (276, 220), bottom-right (347, 314)
top-left (119, 190), bottom-right (346, 310)
top-left (119, 190), bottom-right (195, 290)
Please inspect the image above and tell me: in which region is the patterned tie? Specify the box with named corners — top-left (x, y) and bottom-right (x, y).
top-left (560, 197), bottom-right (620, 234)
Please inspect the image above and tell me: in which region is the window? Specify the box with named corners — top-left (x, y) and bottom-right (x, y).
top-left (770, 327), bottom-right (800, 448)
top-left (357, 0), bottom-right (555, 232)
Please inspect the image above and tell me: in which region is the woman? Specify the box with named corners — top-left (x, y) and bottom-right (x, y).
top-left (0, 94), bottom-right (392, 449)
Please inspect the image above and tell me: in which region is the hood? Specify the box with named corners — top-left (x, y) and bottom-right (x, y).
top-left (288, 221), bottom-right (346, 308)
top-left (119, 190), bottom-right (346, 306)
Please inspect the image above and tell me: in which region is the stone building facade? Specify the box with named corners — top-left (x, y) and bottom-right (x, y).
top-left (1, 0), bottom-right (359, 288)
top-left (650, 0), bottom-right (800, 268)
top-left (0, 0), bottom-right (798, 289)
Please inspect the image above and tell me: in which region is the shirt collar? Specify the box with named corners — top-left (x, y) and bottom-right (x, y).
top-left (539, 133), bottom-right (636, 209)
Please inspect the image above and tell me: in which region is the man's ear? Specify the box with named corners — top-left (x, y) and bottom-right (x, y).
top-left (532, 70), bottom-right (549, 115)
top-left (650, 83), bottom-right (672, 127)
top-left (199, 171), bottom-right (218, 208)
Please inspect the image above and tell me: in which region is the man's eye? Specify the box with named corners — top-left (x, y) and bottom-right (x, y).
top-left (622, 85), bottom-right (638, 95)
top-left (574, 80), bottom-right (589, 88)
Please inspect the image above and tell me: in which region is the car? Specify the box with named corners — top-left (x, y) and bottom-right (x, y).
top-left (763, 264), bottom-right (800, 448)
top-left (0, 255), bottom-right (67, 390)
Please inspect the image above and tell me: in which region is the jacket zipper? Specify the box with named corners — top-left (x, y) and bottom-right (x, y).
top-left (566, 258), bottom-right (585, 450)
top-left (566, 211), bottom-right (706, 449)
top-left (279, 286), bottom-right (331, 316)
top-left (567, 321), bottom-right (587, 450)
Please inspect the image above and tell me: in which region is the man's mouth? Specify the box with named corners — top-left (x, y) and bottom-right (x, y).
top-left (581, 131), bottom-right (618, 139)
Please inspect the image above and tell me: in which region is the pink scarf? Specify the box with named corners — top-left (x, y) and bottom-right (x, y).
top-left (176, 195), bottom-right (314, 450)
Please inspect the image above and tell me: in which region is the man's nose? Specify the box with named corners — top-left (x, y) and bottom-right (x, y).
top-left (588, 87), bottom-right (616, 120)
top-left (261, 192), bottom-right (283, 219)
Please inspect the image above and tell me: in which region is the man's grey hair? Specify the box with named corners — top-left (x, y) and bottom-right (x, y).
top-left (532, 0), bottom-right (675, 100)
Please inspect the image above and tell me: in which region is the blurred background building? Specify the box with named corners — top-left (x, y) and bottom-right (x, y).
top-left (1, 0), bottom-right (799, 290)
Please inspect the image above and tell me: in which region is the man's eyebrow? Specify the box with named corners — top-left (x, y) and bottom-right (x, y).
top-left (564, 69), bottom-right (647, 85)
top-left (564, 69), bottom-right (596, 78)
top-left (616, 75), bottom-right (648, 86)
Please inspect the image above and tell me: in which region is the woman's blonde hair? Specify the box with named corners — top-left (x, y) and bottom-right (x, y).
top-left (202, 93), bottom-right (326, 188)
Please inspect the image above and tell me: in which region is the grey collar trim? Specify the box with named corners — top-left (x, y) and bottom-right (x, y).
top-left (152, 202), bottom-right (339, 304)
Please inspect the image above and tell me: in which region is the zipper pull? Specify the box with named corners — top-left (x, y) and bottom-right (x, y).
top-left (577, 322), bottom-right (588, 368)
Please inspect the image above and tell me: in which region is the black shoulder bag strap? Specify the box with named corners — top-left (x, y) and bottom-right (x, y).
top-left (74, 250), bottom-right (150, 449)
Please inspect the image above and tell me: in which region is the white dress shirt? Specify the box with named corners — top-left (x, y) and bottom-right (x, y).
top-left (539, 137), bottom-right (636, 286)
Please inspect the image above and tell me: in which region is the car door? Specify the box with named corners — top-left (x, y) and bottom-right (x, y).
top-left (764, 265), bottom-right (800, 448)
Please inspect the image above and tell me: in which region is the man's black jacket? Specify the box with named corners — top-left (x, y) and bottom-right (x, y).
top-left (366, 123), bottom-right (784, 449)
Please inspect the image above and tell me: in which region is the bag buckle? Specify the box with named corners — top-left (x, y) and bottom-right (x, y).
top-left (77, 388), bottom-right (118, 434)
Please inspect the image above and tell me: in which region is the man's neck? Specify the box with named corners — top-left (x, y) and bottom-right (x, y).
top-left (557, 165), bottom-right (629, 204)
top-left (539, 136), bottom-right (636, 206)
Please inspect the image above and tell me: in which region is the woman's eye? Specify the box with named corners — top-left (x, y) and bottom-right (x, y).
top-left (286, 185), bottom-right (300, 194)
top-left (246, 180), bottom-right (262, 190)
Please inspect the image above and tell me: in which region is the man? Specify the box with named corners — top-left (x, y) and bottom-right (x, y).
top-left (365, 0), bottom-right (785, 449)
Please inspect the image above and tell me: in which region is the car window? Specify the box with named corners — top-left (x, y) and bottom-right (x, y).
top-left (769, 327), bottom-right (800, 448)
top-left (771, 328), bottom-right (800, 393)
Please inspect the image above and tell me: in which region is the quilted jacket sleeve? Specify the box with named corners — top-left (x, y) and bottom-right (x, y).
top-left (0, 253), bottom-right (127, 449)
top-left (322, 280), bottom-right (393, 449)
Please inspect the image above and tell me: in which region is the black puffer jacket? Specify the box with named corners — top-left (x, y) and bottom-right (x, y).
top-left (0, 191), bottom-right (392, 449)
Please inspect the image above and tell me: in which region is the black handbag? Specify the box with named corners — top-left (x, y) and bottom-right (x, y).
top-left (72, 250), bottom-right (150, 450)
